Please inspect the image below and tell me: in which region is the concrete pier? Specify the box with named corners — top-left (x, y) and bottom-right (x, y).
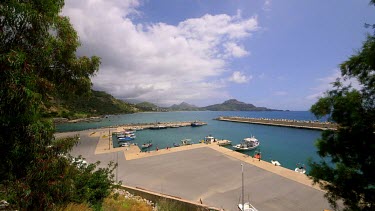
top-left (56, 129), bottom-right (336, 211)
top-left (216, 116), bottom-right (337, 130)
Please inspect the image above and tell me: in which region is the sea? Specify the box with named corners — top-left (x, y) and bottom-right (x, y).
top-left (56, 111), bottom-right (327, 172)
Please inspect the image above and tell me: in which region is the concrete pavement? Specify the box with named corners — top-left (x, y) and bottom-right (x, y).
top-left (56, 130), bottom-right (334, 211)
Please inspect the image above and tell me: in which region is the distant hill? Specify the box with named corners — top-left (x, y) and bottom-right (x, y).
top-left (136, 102), bottom-right (159, 111)
top-left (169, 102), bottom-right (201, 111)
top-left (44, 90), bottom-right (140, 119)
top-left (203, 99), bottom-right (275, 111)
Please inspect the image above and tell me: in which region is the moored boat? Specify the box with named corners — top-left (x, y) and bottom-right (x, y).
top-left (141, 141), bottom-right (153, 149)
top-left (271, 159), bottom-right (281, 166)
top-left (295, 163), bottom-right (306, 174)
top-left (181, 138), bottom-right (193, 145)
top-left (232, 136), bottom-right (260, 151)
top-left (191, 121), bottom-right (205, 127)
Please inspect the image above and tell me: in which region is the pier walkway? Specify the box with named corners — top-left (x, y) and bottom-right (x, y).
top-left (216, 116), bottom-right (337, 130)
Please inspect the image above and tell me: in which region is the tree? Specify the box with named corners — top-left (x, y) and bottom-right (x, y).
top-left (0, 1), bottom-right (116, 209)
top-left (309, 5), bottom-right (375, 210)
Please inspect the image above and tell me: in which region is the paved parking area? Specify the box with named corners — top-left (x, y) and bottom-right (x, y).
top-left (58, 130), bottom-right (333, 211)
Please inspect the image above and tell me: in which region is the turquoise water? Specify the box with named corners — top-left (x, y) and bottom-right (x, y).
top-left (56, 111), bottom-right (324, 172)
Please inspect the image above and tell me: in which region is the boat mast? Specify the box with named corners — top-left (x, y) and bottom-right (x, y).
top-left (241, 163), bottom-right (244, 210)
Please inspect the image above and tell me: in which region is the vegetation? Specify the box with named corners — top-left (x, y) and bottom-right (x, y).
top-left (203, 99), bottom-right (274, 111)
top-left (45, 90), bottom-right (139, 119)
top-left (0, 1), bottom-right (119, 209)
top-left (136, 101), bottom-right (159, 111)
top-left (309, 2), bottom-right (375, 210)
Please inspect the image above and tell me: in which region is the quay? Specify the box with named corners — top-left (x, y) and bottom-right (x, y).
top-left (109, 121), bottom-right (207, 130)
top-left (215, 116), bottom-right (337, 130)
top-left (55, 128), bottom-right (336, 211)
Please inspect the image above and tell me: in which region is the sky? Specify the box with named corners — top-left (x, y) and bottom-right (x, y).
top-left (62, 0), bottom-right (375, 110)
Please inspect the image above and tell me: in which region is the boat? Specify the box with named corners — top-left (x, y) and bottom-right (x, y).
top-left (217, 139), bottom-right (232, 146)
top-left (191, 121), bottom-right (205, 127)
top-left (204, 135), bottom-right (215, 144)
top-left (149, 125), bottom-right (167, 130)
top-left (118, 136), bottom-right (134, 141)
top-left (232, 136), bottom-right (260, 151)
top-left (173, 143), bottom-right (180, 147)
top-left (181, 138), bottom-right (193, 146)
top-left (295, 163), bottom-right (306, 174)
top-left (271, 159), bottom-right (281, 166)
top-left (119, 142), bottom-right (129, 147)
top-left (238, 164), bottom-right (258, 211)
top-left (204, 135), bottom-right (232, 146)
top-left (141, 141), bottom-right (153, 149)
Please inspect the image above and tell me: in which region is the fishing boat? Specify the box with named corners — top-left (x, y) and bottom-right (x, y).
top-left (271, 159), bottom-right (281, 166)
top-left (181, 138), bottom-right (193, 146)
top-left (204, 135), bottom-right (232, 146)
top-left (295, 163), bottom-right (306, 174)
top-left (141, 141), bottom-right (153, 149)
top-left (173, 143), bottom-right (180, 147)
top-left (238, 164), bottom-right (258, 211)
top-left (118, 136), bottom-right (134, 141)
top-left (232, 136), bottom-right (260, 151)
top-left (217, 139), bottom-right (232, 146)
top-left (191, 121), bottom-right (205, 127)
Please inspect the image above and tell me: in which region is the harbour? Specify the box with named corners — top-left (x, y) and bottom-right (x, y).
top-left (56, 111), bottom-right (324, 172)
top-left (56, 128), bottom-right (334, 211)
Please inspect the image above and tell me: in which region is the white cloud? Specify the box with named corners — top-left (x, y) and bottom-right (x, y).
top-left (224, 42), bottom-right (249, 58)
top-left (306, 69), bottom-right (361, 100)
top-left (62, 1), bottom-right (258, 105)
top-left (228, 71), bottom-right (252, 84)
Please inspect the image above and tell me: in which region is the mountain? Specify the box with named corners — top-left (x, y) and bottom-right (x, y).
top-left (169, 102), bottom-right (201, 111)
top-left (203, 99), bottom-right (274, 111)
top-left (44, 90), bottom-right (140, 119)
top-left (136, 102), bottom-right (159, 111)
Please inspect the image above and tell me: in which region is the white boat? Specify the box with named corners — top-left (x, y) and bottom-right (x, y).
top-left (295, 163), bottom-right (306, 174)
top-left (141, 141), bottom-right (153, 149)
top-left (238, 164), bottom-right (258, 211)
top-left (204, 135), bottom-right (232, 146)
top-left (181, 138), bottom-right (193, 145)
top-left (217, 139), bottom-right (232, 146)
top-left (271, 160), bottom-right (281, 166)
top-left (233, 136), bottom-right (260, 151)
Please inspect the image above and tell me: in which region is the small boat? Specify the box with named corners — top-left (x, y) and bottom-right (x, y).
top-left (191, 121), bottom-right (205, 127)
top-left (217, 139), bottom-right (232, 146)
top-left (149, 125), bottom-right (167, 130)
top-left (118, 136), bottom-right (134, 141)
top-left (181, 138), bottom-right (193, 146)
top-left (141, 141), bottom-right (153, 149)
top-left (295, 163), bottom-right (306, 174)
top-left (238, 164), bottom-right (258, 211)
top-left (271, 159), bottom-right (281, 166)
top-left (119, 142), bottom-right (129, 147)
top-left (204, 135), bottom-right (215, 144)
top-left (204, 135), bottom-right (232, 146)
top-left (173, 143), bottom-right (180, 147)
top-left (232, 136), bottom-right (260, 151)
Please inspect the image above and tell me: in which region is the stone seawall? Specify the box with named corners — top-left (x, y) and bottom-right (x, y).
top-left (215, 116), bottom-right (337, 130)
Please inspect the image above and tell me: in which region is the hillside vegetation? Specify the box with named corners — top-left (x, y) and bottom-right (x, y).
top-left (44, 90), bottom-right (140, 119)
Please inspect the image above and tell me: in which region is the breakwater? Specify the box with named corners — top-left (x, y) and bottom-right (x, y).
top-left (215, 116), bottom-right (336, 130)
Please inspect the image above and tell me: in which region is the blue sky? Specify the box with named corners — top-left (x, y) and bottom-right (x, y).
top-left (62, 0), bottom-right (375, 110)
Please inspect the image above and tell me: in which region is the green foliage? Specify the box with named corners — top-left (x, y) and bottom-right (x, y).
top-left (136, 101), bottom-right (159, 111)
top-left (309, 7), bottom-right (375, 210)
top-left (0, 1), bottom-right (118, 210)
